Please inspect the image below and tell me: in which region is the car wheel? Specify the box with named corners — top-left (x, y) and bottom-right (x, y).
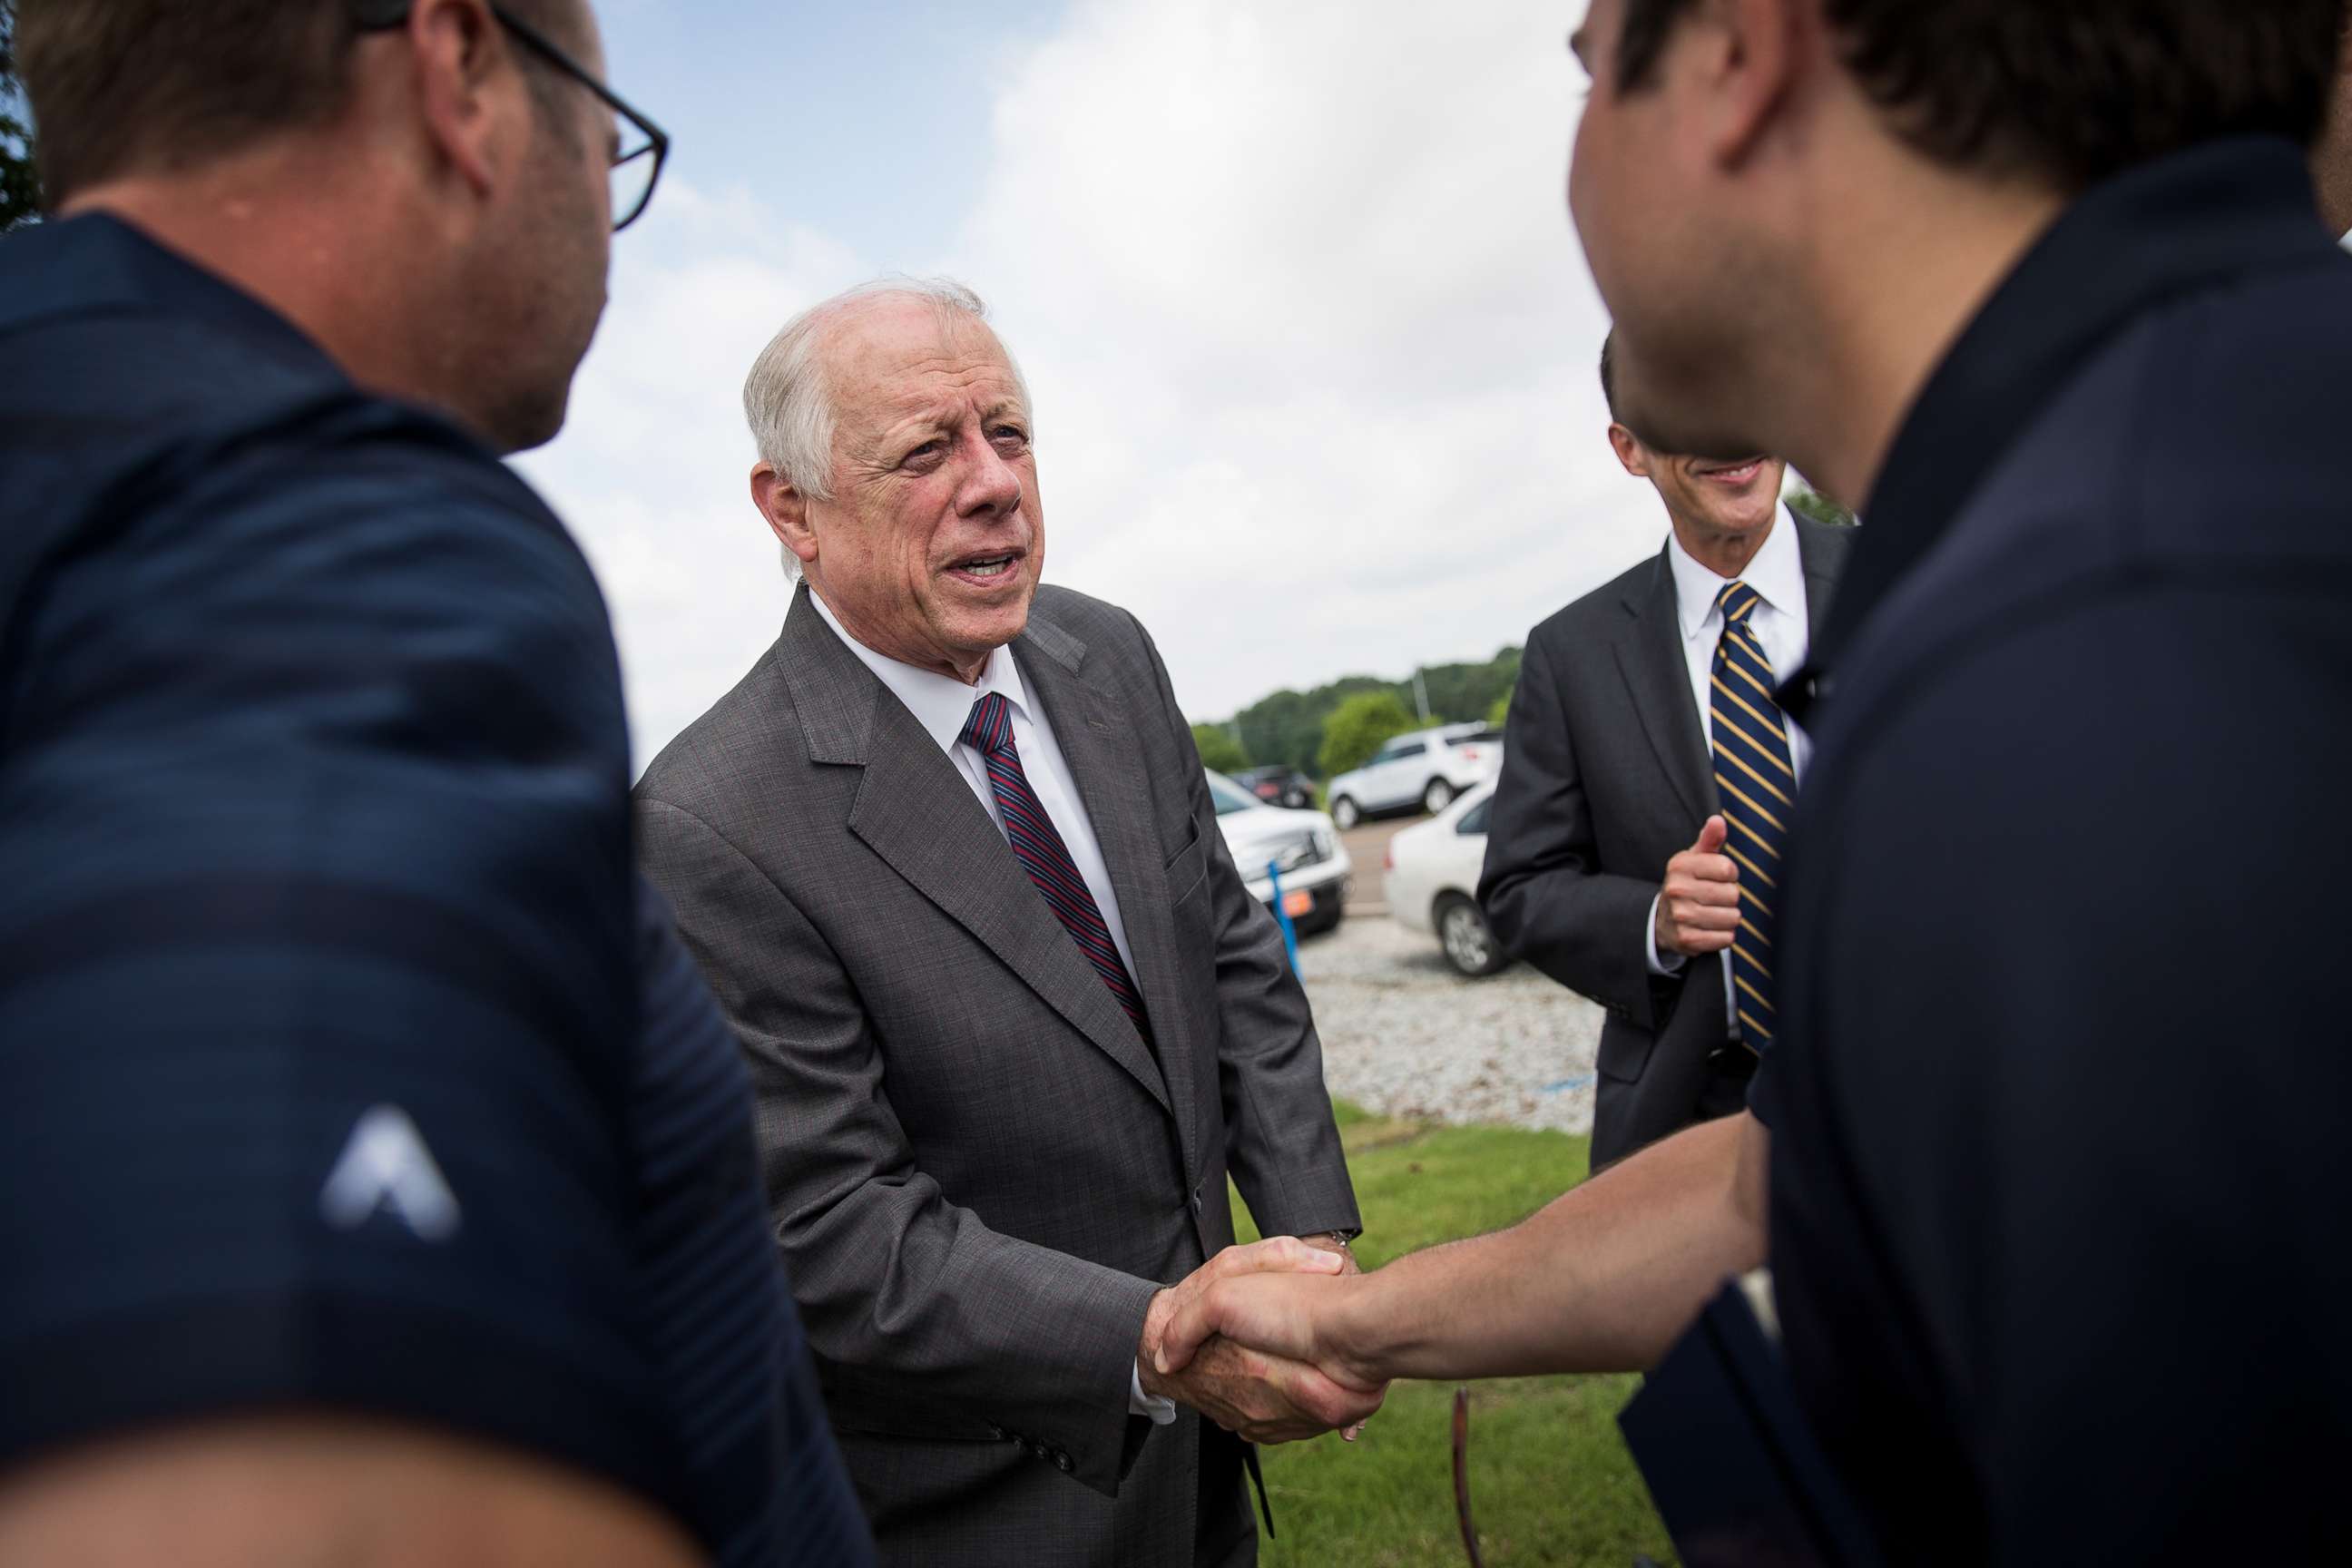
top-left (1331, 796), bottom-right (1360, 829)
top-left (1436, 895), bottom-right (1508, 977)
top-left (1423, 778), bottom-right (1455, 815)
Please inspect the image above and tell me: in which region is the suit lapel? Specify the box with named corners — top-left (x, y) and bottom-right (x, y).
top-left (1794, 511), bottom-right (1853, 634)
top-left (779, 588), bottom-right (1174, 1116)
top-left (1014, 622), bottom-right (1197, 1175)
top-left (1614, 544), bottom-right (1714, 824)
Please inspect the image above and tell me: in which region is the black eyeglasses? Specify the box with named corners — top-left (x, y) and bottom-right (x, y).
top-left (355, 1), bottom-right (671, 231)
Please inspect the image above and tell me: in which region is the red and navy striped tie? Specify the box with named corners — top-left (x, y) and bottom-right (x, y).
top-left (960, 692), bottom-right (1151, 1038)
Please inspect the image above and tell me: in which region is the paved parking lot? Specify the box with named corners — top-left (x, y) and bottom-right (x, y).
top-left (1335, 815), bottom-right (1412, 915)
top-left (1290, 860), bottom-right (1603, 1136)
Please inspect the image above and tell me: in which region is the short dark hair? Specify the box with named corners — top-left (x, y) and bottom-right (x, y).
top-left (17, 0), bottom-right (577, 206)
top-left (1599, 330), bottom-right (1622, 423)
top-left (1612, 0), bottom-right (2341, 192)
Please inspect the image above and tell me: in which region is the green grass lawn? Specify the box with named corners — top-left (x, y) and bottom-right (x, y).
top-left (1234, 1104), bottom-right (1676, 1567)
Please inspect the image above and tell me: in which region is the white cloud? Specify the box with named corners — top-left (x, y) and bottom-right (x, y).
top-left (528, 0), bottom-right (1677, 768)
top-left (946, 0), bottom-right (1666, 723)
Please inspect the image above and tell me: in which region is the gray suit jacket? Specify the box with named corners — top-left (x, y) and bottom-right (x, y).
top-left (635, 583), bottom-right (1358, 1566)
top-left (1479, 514), bottom-right (1849, 1169)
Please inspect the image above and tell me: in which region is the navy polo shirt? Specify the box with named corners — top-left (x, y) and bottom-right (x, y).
top-left (0, 214), bottom-right (868, 1565)
top-left (1749, 139), bottom-right (2352, 1561)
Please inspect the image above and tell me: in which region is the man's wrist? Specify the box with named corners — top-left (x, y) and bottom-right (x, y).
top-left (1129, 1358), bottom-right (1178, 1423)
top-left (1323, 1268), bottom-right (1389, 1385)
top-left (1646, 893), bottom-right (1688, 975)
top-left (1135, 1287), bottom-right (1173, 1400)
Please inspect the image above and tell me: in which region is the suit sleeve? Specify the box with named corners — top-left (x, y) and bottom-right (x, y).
top-left (635, 797), bottom-right (1164, 1500)
top-left (1478, 622), bottom-right (1677, 1028)
top-left (1130, 615), bottom-right (1360, 1241)
top-left (0, 419), bottom-right (664, 1506)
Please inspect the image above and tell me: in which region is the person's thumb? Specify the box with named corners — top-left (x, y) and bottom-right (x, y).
top-left (1693, 815), bottom-right (1729, 855)
top-left (1217, 1237), bottom-right (1347, 1279)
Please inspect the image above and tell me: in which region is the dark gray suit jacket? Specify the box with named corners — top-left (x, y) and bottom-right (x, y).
top-left (634, 583), bottom-right (1358, 1566)
top-left (1478, 514), bottom-right (1849, 1169)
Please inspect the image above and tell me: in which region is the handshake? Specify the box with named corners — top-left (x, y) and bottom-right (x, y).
top-left (1136, 1236), bottom-right (1388, 1445)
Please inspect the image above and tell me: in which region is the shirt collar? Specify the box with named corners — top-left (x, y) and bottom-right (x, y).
top-left (1667, 503), bottom-right (1808, 642)
top-left (2, 212), bottom-right (343, 376)
top-left (1787, 135), bottom-right (2333, 723)
top-left (806, 588), bottom-right (1030, 755)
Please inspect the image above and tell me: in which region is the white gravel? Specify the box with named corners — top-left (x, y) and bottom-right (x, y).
top-left (1292, 914), bottom-right (1602, 1135)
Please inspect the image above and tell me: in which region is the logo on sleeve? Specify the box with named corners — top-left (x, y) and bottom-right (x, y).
top-left (318, 1105), bottom-right (462, 1241)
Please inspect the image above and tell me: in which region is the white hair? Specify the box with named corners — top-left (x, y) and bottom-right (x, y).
top-left (742, 276), bottom-right (1032, 582)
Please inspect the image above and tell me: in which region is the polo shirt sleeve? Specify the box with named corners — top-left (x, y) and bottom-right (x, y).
top-left (0, 405), bottom-right (674, 1513)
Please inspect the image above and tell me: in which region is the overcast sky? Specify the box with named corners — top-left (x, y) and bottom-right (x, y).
top-left (520, 0), bottom-right (1678, 771)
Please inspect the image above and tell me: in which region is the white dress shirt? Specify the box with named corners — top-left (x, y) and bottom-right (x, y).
top-left (803, 591), bottom-right (1176, 1425)
top-left (1642, 512), bottom-right (1816, 1030)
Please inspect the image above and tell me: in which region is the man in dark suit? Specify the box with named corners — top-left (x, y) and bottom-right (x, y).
top-left (635, 279), bottom-right (1374, 1566)
top-left (0, 4), bottom-right (867, 1563)
top-left (1154, 2), bottom-right (2352, 1560)
top-left (1481, 333), bottom-right (1848, 1168)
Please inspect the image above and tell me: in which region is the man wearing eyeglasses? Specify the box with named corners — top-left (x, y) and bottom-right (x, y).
top-left (0, 3), bottom-right (867, 1564)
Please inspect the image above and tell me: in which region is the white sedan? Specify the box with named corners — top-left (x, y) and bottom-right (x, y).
top-left (1207, 769), bottom-right (1351, 936)
top-left (1384, 781), bottom-right (1512, 975)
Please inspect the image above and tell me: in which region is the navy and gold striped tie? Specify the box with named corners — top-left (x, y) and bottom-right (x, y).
top-left (961, 692), bottom-right (1152, 1040)
top-left (1708, 581), bottom-right (1795, 1054)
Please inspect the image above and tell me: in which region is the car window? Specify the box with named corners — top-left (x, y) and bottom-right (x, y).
top-left (1455, 799), bottom-right (1493, 835)
top-left (1387, 740), bottom-right (1427, 760)
top-left (1204, 770), bottom-right (1263, 816)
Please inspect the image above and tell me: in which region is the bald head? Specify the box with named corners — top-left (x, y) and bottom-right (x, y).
top-left (742, 278), bottom-right (1028, 518)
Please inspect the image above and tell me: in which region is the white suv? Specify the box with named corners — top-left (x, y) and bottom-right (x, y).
top-left (1326, 723), bottom-right (1504, 829)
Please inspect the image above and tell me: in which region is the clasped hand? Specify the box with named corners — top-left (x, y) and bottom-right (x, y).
top-left (1136, 1238), bottom-right (1385, 1445)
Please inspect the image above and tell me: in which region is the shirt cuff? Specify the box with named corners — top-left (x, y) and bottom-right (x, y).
top-left (1131, 1361), bottom-right (1178, 1425)
top-left (1645, 894), bottom-right (1688, 976)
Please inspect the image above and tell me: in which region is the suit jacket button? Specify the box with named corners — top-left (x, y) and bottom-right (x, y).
top-left (1054, 1452), bottom-right (1075, 1473)
top-left (986, 1424), bottom-right (1006, 1442)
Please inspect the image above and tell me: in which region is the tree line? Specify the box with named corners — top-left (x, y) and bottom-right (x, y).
top-left (1191, 645), bottom-right (1522, 781)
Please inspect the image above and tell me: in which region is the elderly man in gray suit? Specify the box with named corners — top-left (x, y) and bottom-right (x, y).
top-left (633, 279), bottom-right (1376, 1567)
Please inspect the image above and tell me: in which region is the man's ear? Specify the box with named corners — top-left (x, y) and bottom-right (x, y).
top-left (407, 0), bottom-right (531, 205)
top-left (1607, 422), bottom-right (1652, 479)
top-left (752, 464), bottom-right (821, 571)
top-left (1701, 0), bottom-right (1803, 169)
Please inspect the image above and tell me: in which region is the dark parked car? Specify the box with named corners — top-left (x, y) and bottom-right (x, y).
top-left (1234, 766), bottom-right (1316, 810)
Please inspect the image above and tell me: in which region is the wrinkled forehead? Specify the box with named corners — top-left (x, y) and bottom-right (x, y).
top-left (824, 297), bottom-right (1025, 420)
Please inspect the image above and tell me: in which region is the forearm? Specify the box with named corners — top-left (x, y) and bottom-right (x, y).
top-left (1338, 1111), bottom-right (1766, 1381)
top-left (788, 1174), bottom-right (1162, 1414)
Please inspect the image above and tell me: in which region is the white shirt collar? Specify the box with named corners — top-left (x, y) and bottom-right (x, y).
top-left (805, 589), bottom-right (1031, 755)
top-left (1666, 504), bottom-right (1808, 642)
